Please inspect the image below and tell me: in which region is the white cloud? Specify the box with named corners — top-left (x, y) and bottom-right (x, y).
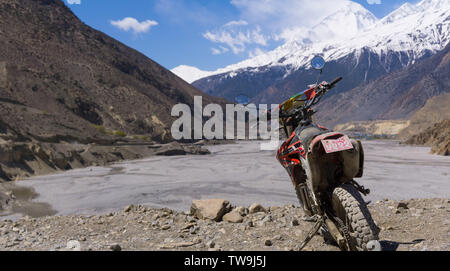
top-left (224, 20), bottom-right (249, 27)
top-left (110, 17), bottom-right (159, 34)
top-left (211, 48), bottom-right (222, 55)
top-left (230, 0), bottom-right (348, 32)
top-left (248, 47), bottom-right (265, 58)
top-left (367, 0), bottom-right (381, 4)
top-left (203, 26), bottom-right (268, 54)
top-left (211, 46), bottom-right (230, 55)
top-left (67, 0), bottom-right (81, 4)
top-left (203, 0), bottom-right (352, 55)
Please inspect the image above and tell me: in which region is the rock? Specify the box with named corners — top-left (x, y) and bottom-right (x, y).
top-left (155, 142), bottom-right (210, 156)
top-left (190, 199), bottom-right (231, 222)
top-left (264, 239), bottom-right (273, 246)
top-left (190, 226), bottom-right (199, 234)
top-left (223, 209), bottom-right (244, 223)
top-left (206, 240), bottom-right (216, 248)
top-left (123, 205), bottom-right (134, 213)
top-left (269, 206), bottom-right (281, 212)
top-left (249, 203), bottom-right (266, 214)
top-left (234, 206), bottom-right (249, 217)
top-left (396, 202), bottom-right (409, 210)
top-left (161, 225), bottom-right (171, 230)
top-left (182, 223), bottom-right (196, 230)
top-left (186, 216), bottom-right (197, 223)
top-left (110, 244), bottom-right (122, 251)
top-left (261, 215), bottom-right (273, 223)
top-left (273, 235), bottom-right (283, 241)
top-left (291, 219), bottom-right (300, 227)
top-left (159, 240), bottom-right (201, 249)
top-left (66, 240), bottom-right (81, 251)
top-left (155, 142), bottom-right (187, 156)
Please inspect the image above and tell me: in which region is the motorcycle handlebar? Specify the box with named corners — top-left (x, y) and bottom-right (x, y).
top-left (280, 76), bottom-right (343, 119)
top-left (329, 77), bottom-right (343, 88)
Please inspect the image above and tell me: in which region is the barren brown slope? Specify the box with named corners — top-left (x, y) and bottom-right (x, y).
top-left (0, 0), bottom-right (225, 144)
top-left (315, 43), bottom-right (450, 128)
top-left (398, 93), bottom-right (450, 140)
top-left (404, 119), bottom-right (450, 156)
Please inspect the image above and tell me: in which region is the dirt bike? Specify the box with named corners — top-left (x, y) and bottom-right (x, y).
top-left (276, 56), bottom-right (381, 251)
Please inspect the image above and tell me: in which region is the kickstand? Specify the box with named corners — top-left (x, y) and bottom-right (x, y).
top-left (297, 216), bottom-right (324, 251)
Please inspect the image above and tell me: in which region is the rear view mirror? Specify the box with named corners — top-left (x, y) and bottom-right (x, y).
top-left (311, 55), bottom-right (325, 70)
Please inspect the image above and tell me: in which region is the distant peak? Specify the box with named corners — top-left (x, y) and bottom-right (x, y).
top-left (171, 65), bottom-right (214, 84)
top-left (417, 0), bottom-right (448, 8)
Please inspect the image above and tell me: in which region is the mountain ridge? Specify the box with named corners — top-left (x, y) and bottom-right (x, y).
top-left (0, 0), bottom-right (225, 144)
top-left (173, 0), bottom-right (449, 115)
top-left (174, 0), bottom-right (449, 85)
top-left (315, 42), bottom-right (450, 127)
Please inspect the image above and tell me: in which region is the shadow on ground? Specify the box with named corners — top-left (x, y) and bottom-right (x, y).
top-left (381, 239), bottom-right (425, 251)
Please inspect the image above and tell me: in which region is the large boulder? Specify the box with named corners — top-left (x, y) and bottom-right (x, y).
top-left (223, 209), bottom-right (244, 223)
top-left (249, 203), bottom-right (266, 214)
top-left (0, 185), bottom-right (14, 213)
top-left (190, 199), bottom-right (231, 222)
top-left (155, 142), bottom-right (210, 156)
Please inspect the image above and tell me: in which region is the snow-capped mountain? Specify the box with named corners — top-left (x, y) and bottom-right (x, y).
top-left (173, 1), bottom-right (379, 81)
top-left (172, 0), bottom-right (449, 105)
top-left (291, 1), bottom-right (378, 44)
top-left (171, 65), bottom-right (215, 84)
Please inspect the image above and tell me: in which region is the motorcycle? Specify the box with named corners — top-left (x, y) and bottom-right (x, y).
top-left (276, 56), bottom-right (381, 251)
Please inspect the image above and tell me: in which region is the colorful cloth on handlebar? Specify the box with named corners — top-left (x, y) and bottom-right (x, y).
top-left (280, 87), bottom-right (316, 113)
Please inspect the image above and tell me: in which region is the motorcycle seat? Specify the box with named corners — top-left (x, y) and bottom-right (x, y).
top-left (294, 124), bottom-right (328, 148)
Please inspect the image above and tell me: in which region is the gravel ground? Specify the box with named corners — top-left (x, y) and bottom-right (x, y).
top-left (0, 198), bottom-right (448, 251)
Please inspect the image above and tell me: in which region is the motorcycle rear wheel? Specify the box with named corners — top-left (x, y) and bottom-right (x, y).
top-left (331, 184), bottom-right (379, 251)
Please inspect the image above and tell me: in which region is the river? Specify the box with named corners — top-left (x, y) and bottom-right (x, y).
top-left (6, 140), bottom-right (450, 217)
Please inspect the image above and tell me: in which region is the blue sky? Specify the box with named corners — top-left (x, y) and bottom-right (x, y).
top-left (64, 0), bottom-right (421, 71)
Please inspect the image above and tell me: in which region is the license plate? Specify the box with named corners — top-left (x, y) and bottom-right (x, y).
top-left (321, 135), bottom-right (353, 154)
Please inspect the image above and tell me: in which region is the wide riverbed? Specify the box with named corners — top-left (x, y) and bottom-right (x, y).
top-left (8, 140), bottom-right (450, 217)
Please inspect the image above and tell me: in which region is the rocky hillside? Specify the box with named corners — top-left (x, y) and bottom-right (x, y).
top-left (315, 43), bottom-right (450, 127)
top-left (0, 0), bottom-right (225, 145)
top-left (0, 140), bottom-right (211, 182)
top-left (398, 93), bottom-right (450, 140)
top-left (334, 120), bottom-right (410, 138)
top-left (404, 119), bottom-right (450, 156)
top-left (0, 198), bottom-right (448, 251)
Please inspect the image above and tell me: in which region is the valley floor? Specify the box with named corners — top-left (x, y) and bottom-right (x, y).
top-left (0, 198), bottom-right (448, 251)
top-left (3, 140), bottom-right (449, 218)
top-left (0, 140), bottom-right (448, 251)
